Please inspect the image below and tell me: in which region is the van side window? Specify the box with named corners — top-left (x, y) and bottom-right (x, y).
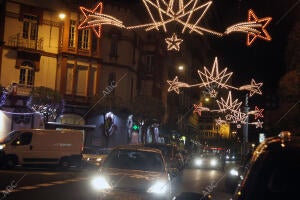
top-left (12, 132), bottom-right (32, 145)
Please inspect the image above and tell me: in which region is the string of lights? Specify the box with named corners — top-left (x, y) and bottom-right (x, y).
top-left (78, 1), bottom-right (272, 50)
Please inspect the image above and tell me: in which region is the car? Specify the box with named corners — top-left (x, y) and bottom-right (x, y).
top-left (232, 131), bottom-right (300, 200)
top-left (82, 147), bottom-right (111, 167)
top-left (0, 129), bottom-right (84, 169)
top-left (144, 143), bottom-right (185, 172)
top-left (90, 145), bottom-right (171, 200)
top-left (191, 152), bottom-right (225, 170)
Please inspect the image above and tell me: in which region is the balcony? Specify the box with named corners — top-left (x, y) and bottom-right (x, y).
top-left (7, 82), bottom-right (33, 97)
top-left (7, 33), bottom-right (43, 51)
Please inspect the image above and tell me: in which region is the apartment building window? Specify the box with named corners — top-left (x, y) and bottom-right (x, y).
top-left (19, 62), bottom-right (34, 86)
top-left (145, 54), bottom-right (153, 73)
top-left (22, 15), bottom-right (38, 40)
top-left (109, 34), bottom-right (119, 58)
top-left (68, 20), bottom-right (76, 48)
top-left (92, 34), bottom-right (98, 52)
top-left (108, 72), bottom-right (116, 95)
top-left (78, 29), bottom-right (90, 49)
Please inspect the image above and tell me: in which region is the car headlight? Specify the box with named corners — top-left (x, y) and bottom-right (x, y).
top-left (96, 158), bottom-right (102, 162)
top-left (0, 144), bottom-right (5, 150)
top-left (226, 155), bottom-right (230, 160)
top-left (232, 156), bottom-right (235, 159)
top-left (210, 159), bottom-right (217, 166)
top-left (91, 176), bottom-right (111, 191)
top-left (230, 169), bottom-right (239, 176)
top-left (194, 158), bottom-right (203, 166)
top-left (147, 180), bottom-right (169, 195)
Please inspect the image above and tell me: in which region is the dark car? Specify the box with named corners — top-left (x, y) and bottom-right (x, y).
top-left (90, 145), bottom-right (171, 200)
top-left (82, 147), bottom-right (111, 167)
top-left (232, 131), bottom-right (300, 200)
top-left (191, 152), bottom-right (225, 170)
top-left (144, 143), bottom-right (184, 172)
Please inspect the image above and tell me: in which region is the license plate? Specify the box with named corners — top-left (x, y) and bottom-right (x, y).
top-left (105, 193), bottom-right (142, 200)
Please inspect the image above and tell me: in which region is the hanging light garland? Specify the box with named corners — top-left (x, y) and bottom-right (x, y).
top-left (78, 1), bottom-right (272, 49)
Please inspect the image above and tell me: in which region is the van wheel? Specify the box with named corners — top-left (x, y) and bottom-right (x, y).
top-left (5, 157), bottom-right (17, 169)
top-left (59, 158), bottom-right (70, 170)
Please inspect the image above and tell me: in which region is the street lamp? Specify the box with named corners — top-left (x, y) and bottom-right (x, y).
top-left (58, 13), bottom-right (66, 20)
top-left (178, 65), bottom-right (184, 71)
top-left (58, 12), bottom-right (66, 49)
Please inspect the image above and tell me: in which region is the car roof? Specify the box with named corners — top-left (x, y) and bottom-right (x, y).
top-left (253, 135), bottom-right (300, 160)
top-left (113, 144), bottom-right (163, 154)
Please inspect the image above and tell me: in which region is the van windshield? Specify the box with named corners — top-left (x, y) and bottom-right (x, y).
top-left (1, 131), bottom-right (20, 144)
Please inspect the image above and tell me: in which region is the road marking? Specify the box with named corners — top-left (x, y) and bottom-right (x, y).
top-left (50, 181), bottom-right (67, 184)
top-left (0, 176), bottom-right (88, 194)
top-left (35, 183), bottom-right (55, 187)
top-left (17, 186), bottom-right (39, 190)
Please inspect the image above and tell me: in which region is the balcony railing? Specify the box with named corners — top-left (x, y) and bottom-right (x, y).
top-left (6, 82), bottom-right (33, 96)
top-left (7, 33), bottom-right (43, 51)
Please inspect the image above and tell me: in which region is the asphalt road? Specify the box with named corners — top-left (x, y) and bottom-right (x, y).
top-left (0, 163), bottom-right (235, 200)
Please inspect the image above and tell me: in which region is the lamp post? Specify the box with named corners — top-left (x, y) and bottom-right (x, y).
top-left (242, 94), bottom-right (249, 157)
top-left (58, 12), bottom-right (66, 49)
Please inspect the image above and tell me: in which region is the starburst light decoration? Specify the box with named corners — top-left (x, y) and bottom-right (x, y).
top-left (167, 57), bottom-right (263, 98)
top-left (171, 57), bottom-right (264, 129)
top-left (165, 33), bottom-right (183, 51)
top-left (78, 1), bottom-right (272, 48)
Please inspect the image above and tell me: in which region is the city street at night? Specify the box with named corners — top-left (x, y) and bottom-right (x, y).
top-left (0, 164), bottom-right (234, 200)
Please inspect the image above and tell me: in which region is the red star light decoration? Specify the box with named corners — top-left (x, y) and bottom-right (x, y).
top-left (193, 102), bottom-right (210, 116)
top-left (78, 2), bottom-right (103, 38)
top-left (247, 9), bottom-right (272, 46)
top-left (253, 106), bottom-right (264, 119)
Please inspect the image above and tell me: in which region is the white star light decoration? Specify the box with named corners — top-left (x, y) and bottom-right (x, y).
top-left (165, 33), bottom-right (183, 51)
top-left (78, 1), bottom-right (272, 49)
top-left (216, 91), bottom-right (242, 113)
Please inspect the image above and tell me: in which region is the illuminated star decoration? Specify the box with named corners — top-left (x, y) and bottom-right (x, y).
top-left (216, 91), bottom-right (242, 113)
top-left (78, 1), bottom-right (273, 48)
top-left (127, 0), bottom-right (222, 36)
top-left (248, 106), bottom-right (264, 119)
top-left (225, 9), bottom-right (272, 46)
top-left (167, 57), bottom-right (263, 99)
top-left (167, 76), bottom-right (190, 94)
top-left (193, 102), bottom-right (210, 116)
top-left (239, 79), bottom-right (263, 97)
top-left (215, 117), bottom-right (227, 126)
top-left (198, 57), bottom-right (233, 92)
top-left (78, 2), bottom-right (103, 38)
top-left (246, 9), bottom-right (272, 46)
top-left (165, 33), bottom-right (183, 51)
top-left (250, 119), bottom-right (264, 128)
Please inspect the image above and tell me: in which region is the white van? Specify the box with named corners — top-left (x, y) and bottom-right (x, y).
top-left (0, 129), bottom-right (84, 169)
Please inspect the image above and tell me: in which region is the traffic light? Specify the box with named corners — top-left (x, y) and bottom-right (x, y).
top-left (132, 124), bottom-right (140, 131)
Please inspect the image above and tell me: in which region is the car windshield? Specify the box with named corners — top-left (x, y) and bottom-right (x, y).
top-left (0, 131), bottom-right (19, 144)
top-left (82, 147), bottom-right (111, 155)
top-left (102, 149), bottom-right (165, 172)
top-left (144, 144), bottom-right (173, 158)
